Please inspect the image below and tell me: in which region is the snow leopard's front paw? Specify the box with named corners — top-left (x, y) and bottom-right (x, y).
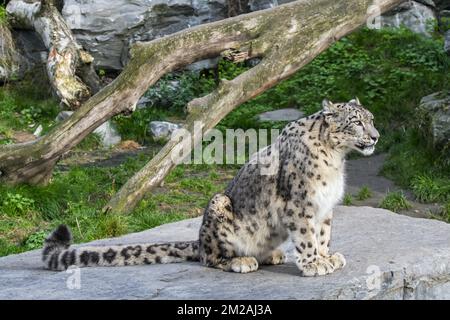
top-left (261, 249), bottom-right (286, 265)
top-left (297, 257), bottom-right (336, 277)
top-left (230, 257), bottom-right (259, 273)
top-left (327, 252), bottom-right (346, 270)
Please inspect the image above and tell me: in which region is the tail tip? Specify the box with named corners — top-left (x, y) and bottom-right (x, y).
top-left (46, 224), bottom-right (72, 246)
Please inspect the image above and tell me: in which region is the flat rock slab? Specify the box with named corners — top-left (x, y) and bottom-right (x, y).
top-left (257, 109), bottom-right (304, 122)
top-left (0, 206), bottom-right (449, 300)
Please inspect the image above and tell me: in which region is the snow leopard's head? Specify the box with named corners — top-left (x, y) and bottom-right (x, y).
top-left (322, 98), bottom-right (379, 156)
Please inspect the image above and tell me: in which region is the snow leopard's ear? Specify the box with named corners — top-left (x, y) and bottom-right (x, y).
top-left (322, 99), bottom-right (336, 114)
top-left (349, 97), bottom-right (361, 105)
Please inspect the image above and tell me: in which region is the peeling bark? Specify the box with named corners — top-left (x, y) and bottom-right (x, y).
top-left (0, 0), bottom-right (406, 212)
top-left (6, 0), bottom-right (100, 109)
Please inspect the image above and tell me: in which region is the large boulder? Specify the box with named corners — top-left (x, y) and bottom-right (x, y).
top-left (381, 0), bottom-right (437, 36)
top-left (0, 206), bottom-right (449, 299)
top-left (149, 120), bottom-right (181, 142)
top-left (61, 0), bottom-right (230, 70)
top-left (17, 0), bottom-right (290, 72)
top-left (417, 91), bottom-right (450, 153)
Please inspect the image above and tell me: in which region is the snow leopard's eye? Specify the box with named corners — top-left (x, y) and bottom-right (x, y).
top-left (354, 121), bottom-right (363, 126)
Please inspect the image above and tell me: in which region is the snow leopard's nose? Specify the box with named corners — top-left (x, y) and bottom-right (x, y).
top-left (369, 127), bottom-right (379, 144)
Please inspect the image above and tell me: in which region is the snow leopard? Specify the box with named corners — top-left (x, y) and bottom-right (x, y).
top-left (42, 98), bottom-right (379, 277)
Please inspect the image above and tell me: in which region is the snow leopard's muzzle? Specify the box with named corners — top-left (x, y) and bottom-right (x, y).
top-left (354, 123), bottom-right (379, 156)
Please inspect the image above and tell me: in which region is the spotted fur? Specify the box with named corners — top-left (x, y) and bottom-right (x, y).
top-left (43, 98), bottom-right (379, 276)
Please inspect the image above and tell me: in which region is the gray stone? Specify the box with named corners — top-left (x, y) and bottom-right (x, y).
top-left (445, 30), bottom-right (450, 54)
top-left (257, 108), bottom-right (304, 122)
top-left (185, 58), bottom-right (220, 72)
top-left (55, 111), bottom-right (121, 147)
top-left (12, 30), bottom-right (47, 78)
top-left (417, 91), bottom-right (450, 152)
top-left (94, 121), bottom-right (122, 147)
top-left (381, 1), bottom-right (437, 37)
top-left (248, 0), bottom-right (292, 11)
top-left (61, 0), bottom-right (230, 70)
top-left (136, 95), bottom-right (152, 109)
top-left (33, 124), bottom-right (43, 137)
top-left (55, 110), bottom-right (74, 122)
top-left (0, 206), bottom-right (449, 299)
top-left (149, 121), bottom-right (181, 142)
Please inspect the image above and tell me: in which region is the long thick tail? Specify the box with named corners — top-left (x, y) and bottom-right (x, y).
top-left (42, 225), bottom-right (200, 271)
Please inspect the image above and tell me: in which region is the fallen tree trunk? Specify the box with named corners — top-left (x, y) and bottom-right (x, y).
top-left (104, 0), bottom-right (406, 214)
top-left (6, 0), bottom-right (100, 108)
top-left (0, 0), bottom-right (405, 207)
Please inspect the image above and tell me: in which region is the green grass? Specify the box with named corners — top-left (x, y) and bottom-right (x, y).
top-left (0, 5), bottom-right (6, 25)
top-left (379, 191), bottom-right (412, 212)
top-left (343, 194), bottom-right (353, 206)
top-left (410, 174), bottom-right (450, 203)
top-left (0, 82), bottom-right (59, 145)
top-left (443, 202), bottom-right (450, 223)
top-left (382, 129), bottom-right (450, 204)
top-left (0, 154), bottom-right (236, 256)
top-left (356, 186), bottom-right (372, 201)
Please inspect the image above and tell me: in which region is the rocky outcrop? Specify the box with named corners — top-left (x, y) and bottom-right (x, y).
top-left (61, 0), bottom-right (230, 70)
top-left (0, 206), bottom-right (449, 299)
top-left (16, 0), bottom-right (284, 72)
top-left (149, 120), bottom-right (181, 142)
top-left (381, 0), bottom-right (437, 36)
top-left (417, 92), bottom-right (450, 153)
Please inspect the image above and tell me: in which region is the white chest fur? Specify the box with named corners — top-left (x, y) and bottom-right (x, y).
top-left (311, 161), bottom-right (345, 222)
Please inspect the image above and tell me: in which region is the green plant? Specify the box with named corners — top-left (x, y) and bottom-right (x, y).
top-left (356, 186), bottom-right (372, 201)
top-left (144, 70), bottom-right (216, 113)
top-left (218, 59), bottom-right (248, 80)
top-left (411, 174), bottom-right (450, 203)
top-left (1, 193), bottom-right (35, 215)
top-left (75, 132), bottom-right (103, 151)
top-left (19, 106), bottom-right (43, 125)
top-left (113, 107), bottom-right (169, 144)
top-left (0, 83), bottom-right (59, 144)
top-left (443, 202), bottom-right (450, 223)
top-left (383, 129), bottom-right (450, 204)
top-left (24, 230), bottom-right (48, 250)
top-left (379, 191), bottom-right (412, 212)
top-left (0, 5), bottom-right (7, 25)
top-left (343, 194), bottom-right (353, 206)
